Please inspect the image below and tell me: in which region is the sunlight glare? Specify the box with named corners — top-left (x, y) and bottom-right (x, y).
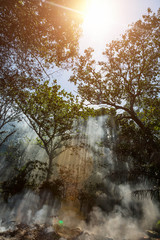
top-left (83, 0), bottom-right (118, 39)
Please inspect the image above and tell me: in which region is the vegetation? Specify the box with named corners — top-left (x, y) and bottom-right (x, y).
top-left (1, 160), bottom-right (48, 201)
top-left (0, 95), bottom-right (21, 147)
top-left (70, 9), bottom-right (159, 141)
top-left (0, 0), bottom-right (84, 79)
top-left (15, 80), bottom-right (92, 180)
top-left (0, 0), bottom-right (85, 146)
top-left (0, 0), bottom-right (160, 209)
top-left (70, 9), bottom-right (160, 196)
top-left (0, 0), bottom-right (90, 199)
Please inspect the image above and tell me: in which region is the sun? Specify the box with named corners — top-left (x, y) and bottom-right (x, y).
top-left (82, 0), bottom-right (118, 39)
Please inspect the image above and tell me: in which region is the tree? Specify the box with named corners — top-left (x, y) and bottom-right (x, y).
top-left (70, 8), bottom-right (160, 151)
top-left (0, 0), bottom-right (86, 145)
top-left (0, 0), bottom-right (84, 72)
top-left (0, 94), bottom-right (21, 148)
top-left (69, 9), bottom-right (160, 196)
top-left (15, 80), bottom-right (92, 181)
top-left (0, 0), bottom-right (85, 98)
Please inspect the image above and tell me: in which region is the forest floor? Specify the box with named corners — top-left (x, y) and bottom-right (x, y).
top-left (0, 223), bottom-right (160, 240)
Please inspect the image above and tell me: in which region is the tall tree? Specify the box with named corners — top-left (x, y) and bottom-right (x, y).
top-left (70, 8), bottom-right (160, 150)
top-left (15, 80), bottom-right (92, 181)
top-left (70, 9), bottom-right (160, 196)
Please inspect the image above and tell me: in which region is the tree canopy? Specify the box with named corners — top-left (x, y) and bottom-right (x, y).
top-left (0, 0), bottom-right (86, 146)
top-left (15, 80), bottom-right (93, 180)
top-left (70, 8), bottom-right (160, 148)
top-left (69, 9), bottom-right (160, 195)
top-left (0, 0), bottom-right (85, 85)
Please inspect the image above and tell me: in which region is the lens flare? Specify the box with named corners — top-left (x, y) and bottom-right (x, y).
top-left (59, 220), bottom-right (64, 225)
top-left (46, 1), bottom-right (83, 15)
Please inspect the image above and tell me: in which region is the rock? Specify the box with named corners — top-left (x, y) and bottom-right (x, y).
top-left (0, 224), bottom-right (59, 240)
top-left (54, 224), bottom-right (82, 239)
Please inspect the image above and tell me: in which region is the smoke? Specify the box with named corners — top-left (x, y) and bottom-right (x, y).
top-left (0, 116), bottom-right (160, 238)
top-left (141, 198), bottom-right (160, 229)
top-left (79, 195), bottom-right (159, 239)
top-left (85, 206), bottom-right (145, 239)
top-left (85, 116), bottom-right (106, 146)
top-left (75, 116), bottom-right (160, 238)
top-left (0, 189), bottom-right (60, 229)
top-left (0, 219), bottom-right (7, 232)
top-left (0, 120), bottom-right (48, 182)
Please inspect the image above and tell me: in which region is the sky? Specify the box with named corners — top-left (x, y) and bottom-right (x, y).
top-left (54, 0), bottom-right (160, 93)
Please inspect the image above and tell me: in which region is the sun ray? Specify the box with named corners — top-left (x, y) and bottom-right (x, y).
top-left (46, 1), bottom-right (83, 15)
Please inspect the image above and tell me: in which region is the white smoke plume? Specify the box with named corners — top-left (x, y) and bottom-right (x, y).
top-left (0, 116), bottom-right (159, 239)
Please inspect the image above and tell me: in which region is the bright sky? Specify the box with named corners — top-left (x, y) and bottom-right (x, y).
top-left (54, 0), bottom-right (160, 92)
top-left (80, 0), bottom-right (160, 57)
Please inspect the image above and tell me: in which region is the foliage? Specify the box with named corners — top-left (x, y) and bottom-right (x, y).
top-left (70, 8), bottom-right (160, 146)
top-left (0, 0), bottom-right (84, 80)
top-left (70, 8), bottom-right (160, 197)
top-left (0, 160), bottom-right (47, 201)
top-left (0, 0), bottom-right (96, 200)
top-left (132, 187), bottom-right (160, 200)
top-left (0, 94), bottom-right (21, 147)
top-left (39, 179), bottom-right (65, 199)
top-left (15, 80), bottom-right (94, 180)
top-left (0, 0), bottom-right (86, 115)
top-left (0, 137), bottom-right (26, 181)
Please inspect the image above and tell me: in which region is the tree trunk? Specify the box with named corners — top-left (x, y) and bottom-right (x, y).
top-left (46, 155), bottom-right (53, 182)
